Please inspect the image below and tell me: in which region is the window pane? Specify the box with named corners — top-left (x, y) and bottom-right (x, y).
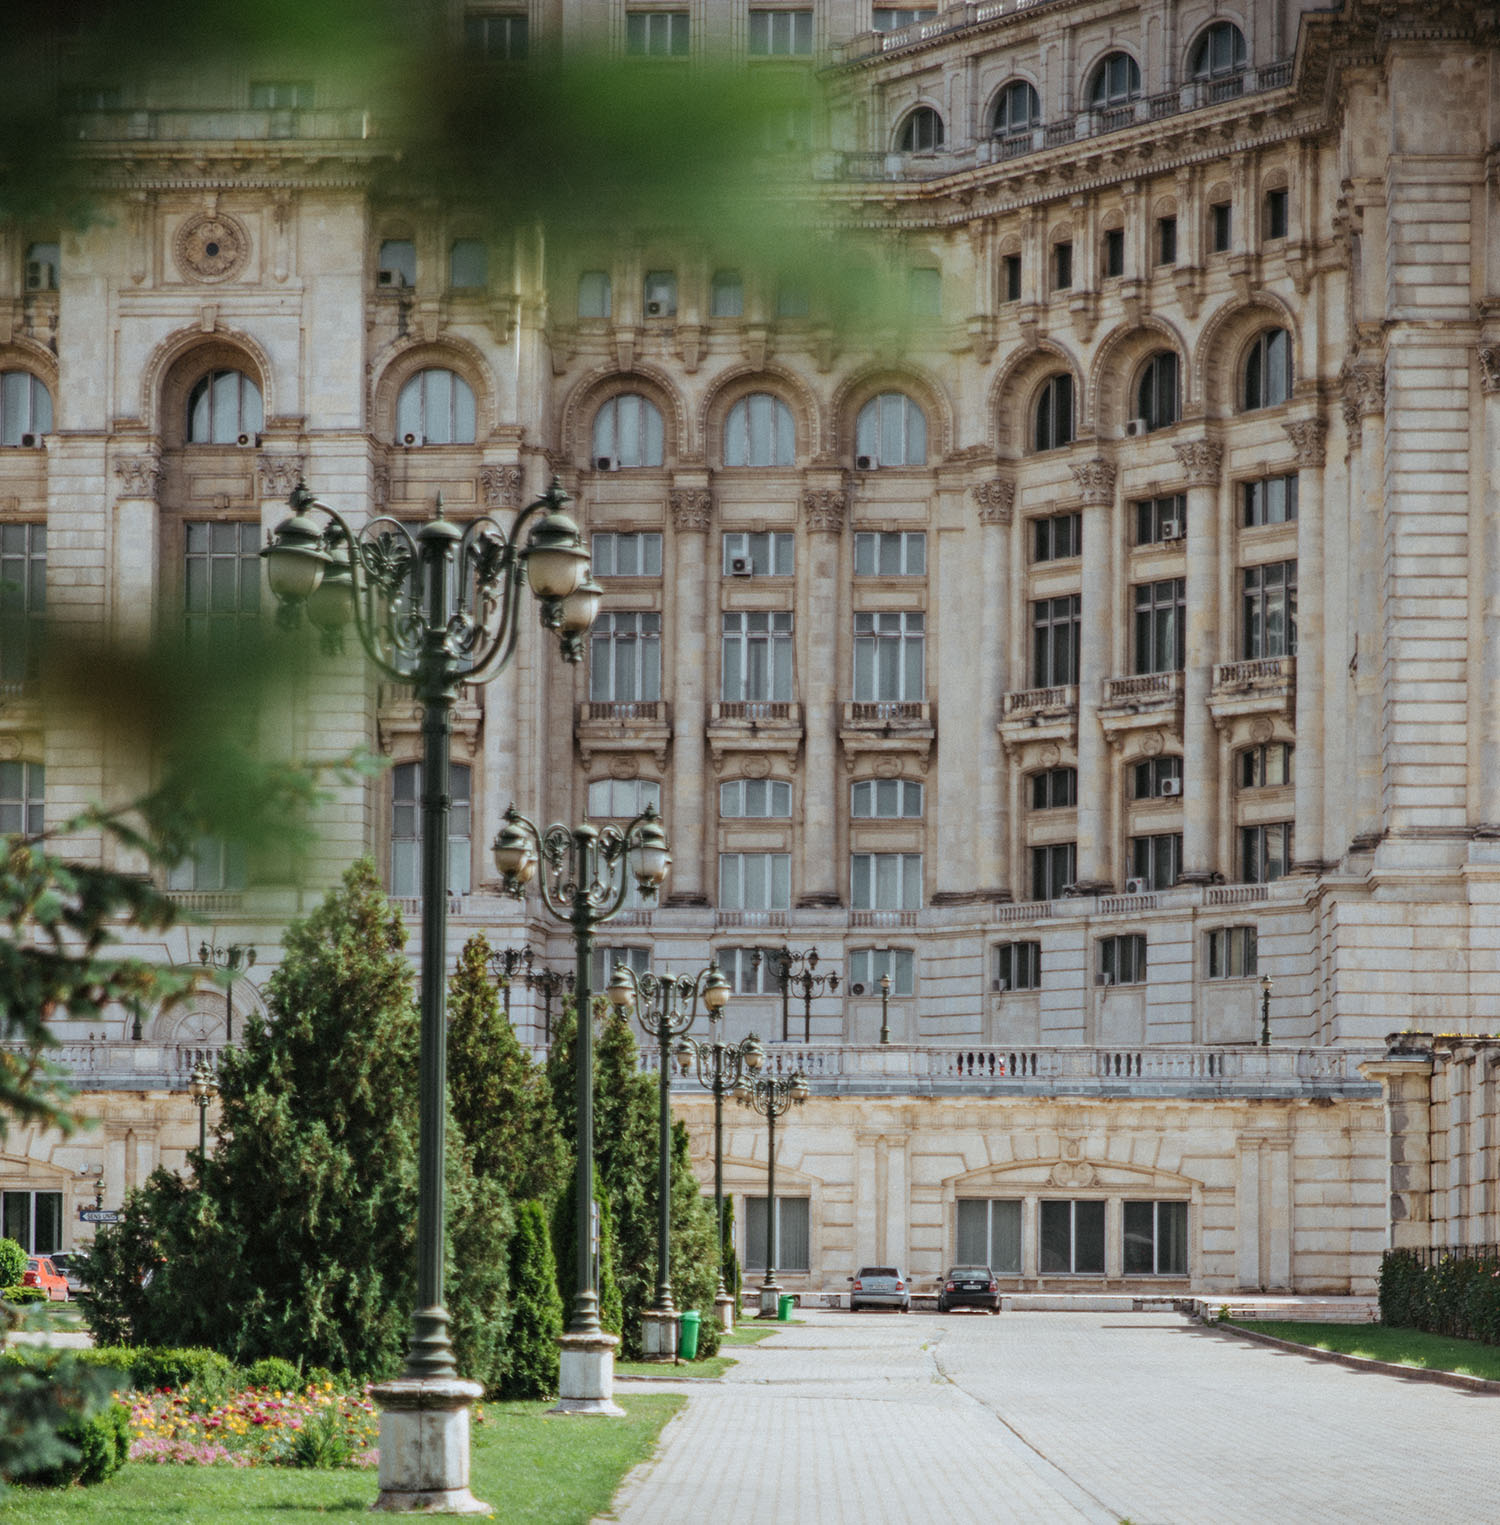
top-left (992, 1200), bottom-right (1022, 1274)
top-left (956, 1200), bottom-right (989, 1266)
top-left (1040, 1201), bottom-right (1071, 1273)
top-left (1123, 1200), bottom-right (1155, 1274)
top-left (780, 1198), bottom-right (810, 1271)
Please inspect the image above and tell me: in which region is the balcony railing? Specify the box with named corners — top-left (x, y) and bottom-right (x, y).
top-left (1102, 671), bottom-right (1182, 707)
top-left (850, 909), bottom-right (919, 928)
top-left (165, 891), bottom-right (244, 915)
top-left (1213, 656), bottom-right (1294, 690)
top-left (713, 700), bottom-right (798, 723)
top-left (843, 700), bottom-right (931, 727)
top-left (2, 1041), bottom-right (227, 1090)
top-left (1001, 685), bottom-right (1076, 716)
top-left (714, 909), bottom-right (789, 929)
top-left (580, 700), bottom-right (666, 723)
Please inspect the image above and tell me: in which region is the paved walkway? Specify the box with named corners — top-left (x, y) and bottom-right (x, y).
top-left (606, 1309), bottom-right (1500, 1524)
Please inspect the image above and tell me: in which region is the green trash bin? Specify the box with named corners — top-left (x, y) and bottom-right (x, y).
top-left (678, 1310), bottom-right (701, 1360)
top-left (777, 1294), bottom-right (794, 1322)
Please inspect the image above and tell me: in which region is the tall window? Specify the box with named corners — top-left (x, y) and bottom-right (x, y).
top-left (1242, 562), bottom-right (1297, 658)
top-left (1239, 742), bottom-right (1294, 789)
top-left (1041, 1199), bottom-right (1105, 1273)
top-left (184, 522), bottom-right (261, 644)
top-left (994, 80), bottom-right (1039, 137)
top-left (853, 612), bottom-right (924, 701)
top-left (0, 760), bottom-right (43, 837)
top-left (1030, 767), bottom-right (1077, 810)
top-left (897, 107), bottom-right (943, 152)
top-left (873, 7), bottom-right (936, 29)
top-left (593, 944), bottom-right (649, 991)
top-left (718, 946), bottom-right (778, 994)
top-left (720, 778), bottom-right (792, 818)
top-left (1243, 329), bottom-right (1293, 410)
top-left (855, 393), bottom-right (927, 467)
top-left (588, 777), bottom-right (662, 818)
top-left (466, 12), bottom-right (528, 60)
top-left (1132, 755), bottom-right (1182, 799)
top-left (1211, 202), bottom-right (1232, 253)
top-left (724, 532), bottom-right (794, 576)
top-left (593, 531), bottom-right (663, 576)
top-left (1191, 22), bottom-right (1246, 80)
top-left (720, 852), bottom-right (791, 910)
top-left (722, 612), bottom-right (793, 702)
top-left (1003, 254), bottom-right (1022, 302)
top-left (2, 1190), bottom-right (61, 1255)
top-left (1133, 579), bottom-right (1185, 673)
top-left (590, 611), bottom-right (662, 701)
top-left (1088, 52), bottom-right (1141, 108)
top-left (395, 369), bottom-right (476, 445)
top-left (744, 1196), bottom-right (810, 1271)
top-left (1241, 823), bottom-right (1293, 884)
top-left (643, 270), bottom-right (677, 316)
top-left (853, 532), bottom-right (925, 576)
top-left (578, 270), bottom-right (612, 318)
top-left (390, 761), bottom-right (471, 897)
top-left (851, 778), bottom-right (923, 818)
top-left (1031, 842), bottom-right (1075, 901)
top-left (851, 852), bottom-right (922, 910)
top-left (1034, 374), bottom-right (1074, 451)
top-left (748, 9), bottom-right (813, 56)
top-left (1129, 832), bottom-right (1181, 890)
top-left (992, 941), bottom-right (1040, 992)
top-left (1207, 926), bottom-right (1258, 979)
top-left (1124, 1201), bottom-right (1188, 1275)
top-left (1, 373), bottom-right (53, 446)
top-left (25, 242), bottom-right (60, 290)
top-left (1098, 934), bottom-right (1147, 985)
top-left (378, 239), bottom-right (416, 286)
top-left (711, 269), bottom-right (744, 317)
top-left (957, 1199), bottom-right (1022, 1274)
top-left (449, 239), bottom-right (487, 289)
top-left (724, 394), bottom-right (795, 467)
top-left (592, 394), bottom-right (665, 467)
top-left (0, 522), bottom-right (45, 684)
top-left (1136, 494), bottom-right (1186, 545)
top-left (627, 11), bottom-right (689, 55)
top-left (168, 834), bottom-right (247, 893)
top-left (1103, 228), bottom-right (1125, 278)
top-left (187, 369), bottom-right (262, 444)
top-left (1265, 188), bottom-right (1289, 240)
top-left (1032, 512), bottom-right (1080, 563)
top-left (1243, 474), bottom-right (1298, 527)
top-left (1031, 596), bottom-right (1080, 686)
top-left (848, 947), bottom-right (915, 996)
top-left (1157, 216), bottom-right (1178, 266)
top-left (1052, 241), bottom-right (1073, 291)
top-left (1135, 352), bottom-right (1180, 431)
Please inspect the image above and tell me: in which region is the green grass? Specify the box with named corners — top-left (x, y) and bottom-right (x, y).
top-left (721, 1323), bottom-right (781, 1347)
top-left (0, 1394), bottom-right (683, 1524)
top-left (1235, 1321), bottom-right (1500, 1381)
top-left (615, 1354), bottom-right (734, 1378)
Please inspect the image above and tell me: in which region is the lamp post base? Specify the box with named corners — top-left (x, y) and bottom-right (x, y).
top-left (756, 1283), bottom-right (782, 1319)
top-left (369, 1377), bottom-right (489, 1515)
top-left (640, 1309), bottom-right (680, 1361)
top-left (714, 1291), bottom-right (736, 1331)
top-left (551, 1331), bottom-right (625, 1416)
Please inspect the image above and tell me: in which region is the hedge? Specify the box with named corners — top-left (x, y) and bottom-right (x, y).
top-left (1379, 1248), bottom-right (1500, 1344)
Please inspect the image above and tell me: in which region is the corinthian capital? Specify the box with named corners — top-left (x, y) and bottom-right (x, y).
top-left (480, 464), bottom-right (524, 510)
top-left (801, 488), bottom-right (849, 534)
top-left (114, 449), bottom-right (163, 500)
top-left (1069, 457), bottom-right (1116, 506)
top-left (1171, 439), bottom-right (1223, 487)
top-left (669, 489), bottom-right (713, 532)
top-left (1283, 417), bottom-right (1327, 468)
top-left (1479, 343), bottom-right (1500, 395)
top-left (256, 454), bottom-right (305, 499)
top-left (972, 477), bottom-right (1015, 525)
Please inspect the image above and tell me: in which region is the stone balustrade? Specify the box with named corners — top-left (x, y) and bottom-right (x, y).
top-left (6, 1041), bottom-right (227, 1091)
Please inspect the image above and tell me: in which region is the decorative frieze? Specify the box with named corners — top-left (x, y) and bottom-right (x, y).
top-left (256, 454), bottom-right (305, 499)
top-left (1283, 418), bottom-right (1328, 469)
top-left (669, 489), bottom-right (713, 532)
top-left (479, 464), bottom-right (524, 510)
top-left (972, 477), bottom-right (1015, 525)
top-left (1069, 458), bottom-right (1116, 505)
top-left (113, 451), bottom-right (163, 500)
top-left (802, 488), bottom-right (849, 535)
top-left (1171, 439), bottom-right (1223, 487)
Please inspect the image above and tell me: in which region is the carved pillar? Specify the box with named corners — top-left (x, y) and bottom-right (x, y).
top-left (481, 465), bottom-right (525, 873)
top-left (1285, 417), bottom-right (1327, 869)
top-left (799, 487), bottom-right (848, 906)
top-left (1072, 458), bottom-right (1116, 892)
top-left (667, 487), bottom-right (712, 905)
top-left (1477, 344), bottom-right (1500, 831)
top-left (112, 450), bottom-right (164, 646)
top-left (975, 478), bottom-right (1014, 898)
top-left (1173, 438), bottom-right (1223, 882)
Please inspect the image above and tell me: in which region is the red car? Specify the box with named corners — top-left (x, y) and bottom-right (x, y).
top-left (22, 1256), bottom-right (69, 1301)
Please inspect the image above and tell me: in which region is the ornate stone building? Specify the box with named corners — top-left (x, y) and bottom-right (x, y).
top-left (3, 0), bottom-right (1495, 1296)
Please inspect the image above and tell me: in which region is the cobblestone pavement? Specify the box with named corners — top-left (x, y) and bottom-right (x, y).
top-left (606, 1309), bottom-right (1500, 1524)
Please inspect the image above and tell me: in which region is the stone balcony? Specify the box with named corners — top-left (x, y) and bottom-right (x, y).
top-left (1098, 670), bottom-right (1183, 743)
top-left (706, 700), bottom-right (804, 768)
top-left (839, 700), bottom-right (935, 769)
top-left (5, 1041), bottom-right (227, 1092)
top-left (575, 699), bottom-right (673, 769)
top-left (998, 684), bottom-right (1077, 751)
top-left (1209, 656), bottom-right (1295, 728)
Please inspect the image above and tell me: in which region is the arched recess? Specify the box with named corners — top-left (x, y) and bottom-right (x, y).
top-left (829, 363), bottom-right (953, 462)
top-left (1193, 293), bottom-right (1301, 416)
top-left (144, 324), bottom-right (275, 445)
top-left (701, 362), bottom-right (823, 466)
top-left (987, 338), bottom-right (1084, 455)
top-left (558, 363), bottom-right (688, 466)
top-left (0, 336), bottom-right (60, 398)
top-left (370, 335), bottom-right (498, 444)
top-left (1088, 317), bottom-right (1190, 438)
top-left (146, 974), bottom-right (267, 1043)
top-left (984, 74), bottom-right (1044, 136)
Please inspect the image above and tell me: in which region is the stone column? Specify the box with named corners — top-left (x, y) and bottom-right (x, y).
top-left (1173, 439), bottom-right (1223, 882)
top-left (667, 487), bottom-right (712, 905)
top-left (798, 486), bottom-right (848, 907)
top-left (1072, 457), bottom-right (1116, 892)
top-left (1235, 1138), bottom-right (1262, 1290)
top-left (1285, 418), bottom-right (1327, 870)
top-left (1360, 1053), bottom-right (1436, 1252)
top-left (1343, 362), bottom-right (1386, 849)
top-left (1477, 344), bottom-right (1500, 830)
top-left (479, 466), bottom-right (524, 887)
top-left (975, 477), bottom-right (1015, 897)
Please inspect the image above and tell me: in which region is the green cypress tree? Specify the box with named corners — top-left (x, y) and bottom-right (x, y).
top-left (499, 1200), bottom-right (563, 1398)
top-left (666, 1119), bottom-right (722, 1358)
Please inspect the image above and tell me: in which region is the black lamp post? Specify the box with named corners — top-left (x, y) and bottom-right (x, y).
top-left (760, 946), bottom-right (840, 1043)
top-left (490, 945), bottom-right (533, 1023)
top-left (262, 476), bottom-right (597, 1509)
top-left (878, 971), bottom-right (892, 1046)
top-left (1260, 973), bottom-right (1273, 1047)
top-left (493, 802), bottom-right (670, 1410)
top-left (198, 941), bottom-right (256, 1041)
top-left (606, 960), bottom-right (732, 1357)
top-left (677, 1018), bottom-right (765, 1328)
top-left (736, 1067), bottom-right (809, 1317)
top-left (188, 1060), bottom-right (217, 1170)
top-left (526, 964), bottom-right (574, 1046)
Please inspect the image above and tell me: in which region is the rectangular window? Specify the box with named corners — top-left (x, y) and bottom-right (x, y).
top-left (851, 852), bottom-right (922, 911)
top-left (851, 778), bottom-right (923, 818)
top-left (872, 6), bottom-right (937, 28)
top-left (1242, 561), bottom-right (1297, 659)
top-left (853, 612), bottom-right (924, 702)
top-left (721, 611), bottom-right (794, 702)
top-left (1242, 474), bottom-right (1299, 528)
top-left (723, 531), bottom-right (794, 577)
top-left (720, 777), bottom-right (792, 818)
top-left (465, 13), bottom-right (529, 60)
top-left (1133, 579), bottom-right (1185, 674)
top-left (1030, 842), bottom-right (1075, 901)
top-left (0, 760), bottom-right (44, 837)
top-left (956, 1199), bottom-right (1022, 1274)
top-left (1103, 227), bottom-right (1125, 277)
top-left (389, 760), bottom-right (471, 898)
top-left (1031, 596), bottom-right (1081, 687)
top-left (1239, 742), bottom-right (1294, 790)
top-left (745, 1196), bottom-right (810, 1271)
top-left (626, 11), bottom-right (690, 56)
top-left (1, 1190), bottom-right (62, 1255)
top-left (577, 270), bottom-right (612, 319)
top-left (0, 522), bottom-right (45, 684)
top-left (718, 946), bottom-right (777, 994)
top-left (1032, 512), bottom-right (1081, 563)
top-left (1211, 202), bottom-right (1232, 253)
top-left (590, 611), bottom-right (662, 701)
top-left (1207, 925), bottom-right (1258, 979)
top-left (1265, 187), bottom-right (1289, 240)
top-left (378, 239), bottom-right (417, 287)
top-left (908, 266), bottom-right (942, 318)
top-left (449, 239), bottom-right (487, 289)
top-left (1003, 253), bottom-right (1022, 302)
top-left (848, 947), bottom-right (915, 997)
top-left (1098, 933), bottom-right (1147, 985)
top-left (992, 941), bottom-right (1040, 992)
top-left (1040, 1199), bottom-right (1105, 1274)
top-left (250, 81), bottom-right (313, 108)
top-left (588, 777), bottom-right (662, 819)
top-left (1241, 823), bottom-right (1293, 884)
top-left (1052, 241), bottom-right (1073, 291)
top-left (1135, 494), bottom-right (1186, 546)
top-left (1123, 1201), bottom-right (1188, 1275)
top-left (593, 531), bottom-right (663, 577)
top-left (643, 270), bottom-right (678, 317)
top-left (853, 531), bottom-right (925, 577)
top-left (1131, 755), bottom-right (1182, 800)
top-left (711, 269), bottom-right (745, 317)
top-left (184, 522), bottom-right (262, 645)
top-left (592, 943), bottom-right (650, 992)
top-left (719, 852), bottom-right (792, 910)
top-left (748, 9), bottom-right (813, 56)
top-left (167, 833), bottom-right (248, 894)
top-left (1030, 767), bottom-right (1077, 810)
top-left (1129, 832), bottom-right (1182, 890)
top-left (1157, 216), bottom-right (1177, 266)
top-left (776, 282), bottom-right (810, 318)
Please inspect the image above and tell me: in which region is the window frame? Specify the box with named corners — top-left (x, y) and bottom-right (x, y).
top-left (577, 270), bottom-right (612, 319)
top-left (588, 777), bottom-right (662, 819)
top-left (719, 777), bottom-right (793, 819)
top-left (183, 520), bottom-right (263, 646)
top-left (852, 611), bottom-right (925, 702)
top-left (1206, 925), bottom-right (1258, 979)
top-left (0, 759), bottom-right (44, 837)
top-left (848, 946), bottom-right (915, 997)
top-left (851, 777), bottom-right (924, 819)
top-left (1034, 374), bottom-right (1075, 452)
top-left (1123, 1200), bottom-right (1189, 1276)
top-left (1132, 578), bottom-right (1186, 675)
top-left (723, 531), bottom-right (795, 577)
top-left (1032, 511), bottom-right (1081, 563)
top-left (992, 941), bottom-right (1041, 993)
top-left (1102, 227), bottom-right (1125, 278)
top-left (390, 759), bottom-right (472, 898)
top-left (1242, 473), bottom-right (1298, 528)
top-left (186, 369), bottom-right (263, 445)
top-left (724, 393), bottom-right (796, 468)
top-left (721, 610), bottom-right (795, 703)
top-left (1131, 754), bottom-right (1183, 801)
top-left (394, 367), bottom-right (477, 446)
top-left (1242, 328), bottom-right (1293, 411)
top-left (1238, 742), bottom-right (1294, 790)
top-left (1088, 51), bottom-right (1142, 108)
top-left (897, 106), bottom-right (945, 154)
top-left (1135, 493), bottom-right (1186, 546)
top-left (719, 851), bottom-right (793, 911)
top-left (1135, 351), bottom-right (1181, 432)
top-left (1241, 561), bottom-right (1298, 659)
top-left (1030, 841), bottom-right (1076, 901)
top-left (1031, 595), bottom-right (1081, 686)
top-left (0, 521), bottom-right (46, 684)
top-left (592, 531), bottom-right (664, 577)
top-left (589, 610), bottom-right (663, 702)
top-left (957, 1198), bottom-right (1023, 1274)
top-left (1190, 21), bottom-right (1247, 81)
top-left (855, 392), bottom-right (928, 467)
top-left (744, 1195), bottom-right (810, 1272)
top-left (1029, 767), bottom-right (1078, 811)
top-left (1040, 1198), bottom-right (1106, 1274)
top-left (850, 851), bottom-right (923, 911)
top-left (592, 393), bottom-right (667, 468)
top-left (747, 8), bottom-right (813, 57)
top-left (0, 372), bottom-right (54, 446)
top-left (626, 10), bottom-right (690, 57)
top-left (1128, 831), bottom-right (1182, 890)
top-left (853, 531), bottom-right (926, 577)
top-left (1098, 933), bottom-right (1147, 985)
top-left (994, 79), bottom-right (1040, 138)
top-left (1241, 822), bottom-right (1293, 884)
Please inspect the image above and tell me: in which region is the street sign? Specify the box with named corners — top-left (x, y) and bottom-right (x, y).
top-left (78, 1209), bottom-right (120, 1224)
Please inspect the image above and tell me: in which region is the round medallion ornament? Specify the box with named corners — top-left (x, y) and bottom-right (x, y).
top-left (608, 758), bottom-right (639, 781)
top-left (742, 756), bottom-right (773, 780)
top-left (174, 212), bottom-right (250, 284)
top-left (1140, 729), bottom-right (1165, 757)
top-left (1250, 716), bottom-right (1275, 744)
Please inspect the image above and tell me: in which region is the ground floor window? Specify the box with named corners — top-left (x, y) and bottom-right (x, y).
top-left (1124, 1200), bottom-right (1189, 1275)
top-left (1040, 1199), bottom-right (1105, 1273)
top-left (744, 1196), bottom-right (810, 1272)
top-left (3, 1189), bottom-right (62, 1253)
top-left (956, 1199), bottom-right (1022, 1274)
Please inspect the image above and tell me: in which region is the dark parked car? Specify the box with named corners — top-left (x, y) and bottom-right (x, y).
top-left (938, 1265), bottom-right (1000, 1313)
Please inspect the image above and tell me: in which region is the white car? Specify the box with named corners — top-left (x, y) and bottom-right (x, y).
top-left (848, 1266), bottom-right (910, 1312)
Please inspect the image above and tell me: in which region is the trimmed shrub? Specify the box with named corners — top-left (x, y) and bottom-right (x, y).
top-left (245, 1356), bottom-right (302, 1391)
top-left (128, 1346), bottom-right (239, 1398)
top-left (61, 1401), bottom-right (131, 1486)
top-left (1380, 1248), bottom-right (1500, 1344)
top-left (500, 1200), bottom-right (563, 1399)
top-left (0, 1352), bottom-right (118, 1487)
top-left (0, 1237), bottom-right (26, 1288)
top-left (4, 1286), bottom-right (48, 1306)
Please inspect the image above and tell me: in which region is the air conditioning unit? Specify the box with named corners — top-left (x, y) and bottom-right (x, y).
top-left (24, 261), bottom-right (54, 292)
top-left (1160, 519), bottom-right (1184, 541)
top-left (376, 268), bottom-right (406, 289)
top-left (645, 300), bottom-right (665, 316)
top-left (992, 978), bottom-right (1010, 993)
top-left (1159, 777), bottom-right (1183, 798)
top-left (850, 982), bottom-right (866, 995)
top-left (1125, 418), bottom-right (1149, 437)
top-left (594, 454), bottom-right (619, 472)
top-left (1098, 971), bottom-right (1115, 986)
top-left (1060, 882), bottom-right (1079, 897)
top-left (18, 433), bottom-right (40, 448)
top-left (402, 432), bottom-right (426, 447)
top-left (235, 432), bottom-right (260, 448)
top-left (855, 453), bottom-right (879, 471)
top-left (728, 554), bottom-right (754, 577)
top-left (1125, 877), bottom-right (1149, 895)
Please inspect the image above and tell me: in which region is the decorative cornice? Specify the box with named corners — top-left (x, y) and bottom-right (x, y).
top-left (1479, 343), bottom-right (1500, 395)
top-left (479, 464), bottom-right (524, 510)
top-left (1069, 457), bottom-right (1116, 506)
top-left (113, 450), bottom-right (163, 500)
top-left (256, 454), bottom-right (305, 499)
top-left (972, 477), bottom-right (1015, 525)
top-left (801, 488), bottom-right (849, 535)
top-left (669, 489), bottom-right (713, 532)
top-left (1170, 439), bottom-right (1223, 487)
top-left (1282, 418), bottom-right (1327, 469)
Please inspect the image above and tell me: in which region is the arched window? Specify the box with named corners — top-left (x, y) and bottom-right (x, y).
top-left (855, 392), bottom-right (927, 467)
top-left (1242, 328), bottom-right (1292, 411)
top-left (395, 368), bottom-right (476, 445)
top-left (1191, 22), bottom-right (1247, 80)
top-left (994, 80), bottom-right (1040, 137)
top-left (1088, 52), bottom-right (1141, 108)
top-left (577, 270), bottom-right (611, 319)
top-left (897, 106), bottom-right (944, 153)
top-left (1135, 352), bottom-right (1180, 432)
top-left (1034, 374), bottom-right (1075, 451)
top-left (187, 369), bottom-right (263, 444)
top-left (724, 393), bottom-right (795, 467)
top-left (592, 393), bottom-right (665, 468)
top-left (0, 373), bottom-right (53, 446)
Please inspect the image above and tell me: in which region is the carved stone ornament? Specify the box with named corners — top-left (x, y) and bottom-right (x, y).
top-left (1069, 458), bottom-right (1116, 506)
top-left (114, 451), bottom-right (163, 500)
top-left (802, 488), bottom-right (849, 534)
top-left (973, 477), bottom-right (1015, 525)
top-left (1283, 417), bottom-right (1327, 469)
top-left (741, 755), bottom-right (773, 779)
top-left (1039, 742), bottom-right (1062, 769)
top-left (173, 211), bottom-right (251, 285)
top-left (1341, 362), bottom-right (1385, 419)
top-left (669, 489), bottom-right (713, 532)
top-left (373, 466), bottom-right (391, 510)
top-left (608, 757), bottom-right (639, 780)
top-left (873, 758), bottom-right (903, 779)
top-left (1479, 344), bottom-right (1500, 395)
top-left (1140, 729), bottom-right (1165, 757)
top-left (256, 454), bottom-right (305, 499)
top-left (1171, 439), bottom-right (1223, 487)
top-left (1048, 1160), bottom-right (1097, 1188)
top-left (1250, 716), bottom-right (1275, 744)
top-left (480, 464), bottom-right (524, 510)
top-left (0, 738), bottom-right (21, 761)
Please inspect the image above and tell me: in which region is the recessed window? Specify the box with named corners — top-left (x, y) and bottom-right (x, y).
top-left (854, 531), bottom-right (926, 576)
top-left (1135, 494), bottom-right (1186, 546)
top-left (1210, 202), bottom-right (1232, 253)
top-left (1241, 822), bottom-right (1293, 884)
top-left (1135, 352), bottom-right (1180, 432)
top-left (1034, 375), bottom-right (1075, 452)
top-left (1003, 254), bottom-right (1022, 302)
top-left (593, 944), bottom-right (650, 991)
top-left (1052, 241), bottom-right (1073, 291)
top-left (1103, 228), bottom-right (1125, 278)
top-left (776, 281), bottom-right (810, 319)
top-left (1030, 767), bottom-right (1077, 810)
top-left (1243, 329), bottom-right (1293, 410)
top-left (590, 611), bottom-right (662, 701)
top-left (1265, 187), bottom-right (1289, 241)
top-left (1124, 1201), bottom-right (1188, 1275)
top-left (1239, 742), bottom-right (1294, 789)
top-left (184, 521), bottom-right (261, 645)
top-left (466, 12), bottom-right (529, 60)
top-left (873, 7), bottom-right (936, 30)
top-left (168, 833), bottom-right (248, 894)
top-left (725, 393), bottom-right (795, 467)
top-left (1242, 561), bottom-right (1297, 658)
top-left (723, 531), bottom-right (794, 577)
top-left (643, 270), bottom-right (677, 317)
top-left (588, 777), bottom-right (662, 818)
top-left (577, 270), bottom-right (612, 319)
top-left (1191, 22), bottom-right (1247, 81)
top-left (897, 106), bottom-right (944, 153)
top-left (1132, 755), bottom-right (1182, 801)
top-left (24, 242), bottom-right (59, 291)
top-left (1041, 1199), bottom-right (1105, 1273)
top-left (627, 11), bottom-right (690, 56)
top-left (852, 778), bottom-right (924, 818)
top-left (1, 1190), bottom-right (62, 1255)
top-left (187, 369), bottom-right (262, 445)
top-left (994, 79), bottom-right (1040, 137)
top-left (1088, 52), bottom-right (1141, 108)
top-left (250, 81), bottom-right (313, 108)
top-left (958, 1199), bottom-right (1022, 1274)
top-left (853, 612), bottom-right (924, 701)
top-left (0, 760), bottom-right (43, 837)
top-left (748, 8), bottom-right (813, 56)
top-left (1133, 579), bottom-right (1185, 674)
top-left (1032, 596), bottom-right (1080, 687)
top-left (722, 611), bottom-right (794, 702)
top-left (718, 946), bottom-right (778, 994)
top-left (855, 394), bottom-right (927, 468)
top-left (1157, 216), bottom-right (1177, 266)
top-left (849, 947), bottom-right (915, 996)
top-left (395, 369), bottom-right (476, 446)
top-left (907, 266), bottom-right (941, 318)
top-left (852, 852), bottom-right (922, 910)
top-left (449, 238), bottom-right (487, 289)
top-left (1129, 832), bottom-right (1181, 890)
top-left (720, 777), bottom-right (793, 818)
top-left (992, 941), bottom-right (1040, 992)
top-left (1098, 933), bottom-right (1146, 985)
top-left (1243, 474), bottom-right (1298, 527)
top-left (378, 239), bottom-right (416, 287)
top-left (1207, 926), bottom-right (1257, 979)
top-left (744, 1196), bottom-right (809, 1272)
top-left (1031, 842), bottom-right (1075, 901)
top-left (0, 372), bottom-right (53, 446)
top-left (592, 393), bottom-right (666, 468)
top-left (0, 522), bottom-right (45, 685)
top-left (592, 531), bottom-right (663, 577)
top-left (390, 761), bottom-right (471, 897)
top-left (720, 852), bottom-right (792, 910)
top-left (710, 269), bottom-right (744, 317)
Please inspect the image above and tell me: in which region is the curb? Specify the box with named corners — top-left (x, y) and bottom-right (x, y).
top-left (614, 1373), bottom-right (724, 1385)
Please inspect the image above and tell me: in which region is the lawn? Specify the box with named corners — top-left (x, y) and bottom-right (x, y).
top-left (614, 1318), bottom-right (786, 1377)
top-left (0, 1394), bottom-right (684, 1524)
top-left (1235, 1321), bottom-right (1500, 1381)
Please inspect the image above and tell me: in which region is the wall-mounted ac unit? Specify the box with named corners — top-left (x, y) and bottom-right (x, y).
top-left (376, 268), bottom-right (406, 289)
top-left (991, 978), bottom-right (1010, 993)
top-left (235, 432), bottom-right (260, 448)
top-left (1159, 777), bottom-right (1183, 798)
top-left (850, 981), bottom-right (866, 995)
top-left (728, 554), bottom-right (754, 577)
top-left (645, 300), bottom-right (665, 317)
top-left (594, 454), bottom-right (619, 471)
top-left (855, 453), bottom-right (879, 471)
top-left (1125, 417), bottom-right (1149, 437)
top-left (1125, 877), bottom-right (1149, 894)
top-left (1160, 519), bottom-right (1184, 541)
top-left (403, 432), bottom-right (426, 447)
top-left (24, 261), bottom-right (54, 292)
top-left (1098, 971), bottom-right (1115, 986)
top-left (18, 433), bottom-right (40, 449)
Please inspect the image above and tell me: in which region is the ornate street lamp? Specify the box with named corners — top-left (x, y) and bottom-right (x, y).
top-left (187, 1061), bottom-right (217, 1171)
top-left (759, 946), bottom-right (839, 1044)
top-left (736, 1067), bottom-right (809, 1317)
top-left (1260, 973), bottom-right (1273, 1047)
top-left (490, 945), bottom-right (533, 1023)
top-left (878, 971), bottom-right (892, 1046)
top-left (494, 802), bottom-right (670, 1411)
top-left (607, 960), bottom-right (732, 1357)
top-left (262, 476), bottom-right (595, 1510)
top-left (198, 941), bottom-right (256, 1042)
top-left (676, 1018), bottom-right (765, 1329)
top-left (526, 963), bottom-right (575, 1046)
